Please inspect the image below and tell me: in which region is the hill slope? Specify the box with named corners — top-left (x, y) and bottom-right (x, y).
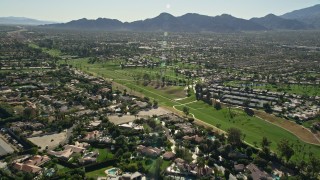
top-left (251, 14), bottom-right (311, 30)
top-left (281, 4), bottom-right (320, 28)
top-left (0, 17), bottom-right (56, 25)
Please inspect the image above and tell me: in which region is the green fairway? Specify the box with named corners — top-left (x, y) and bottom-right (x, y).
top-left (67, 58), bottom-right (189, 106)
top-left (29, 43), bottom-right (62, 57)
top-left (175, 101), bottom-right (320, 161)
top-left (66, 58), bottom-right (320, 162)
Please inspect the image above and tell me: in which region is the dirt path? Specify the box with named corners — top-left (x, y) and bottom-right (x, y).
top-left (254, 111), bottom-right (320, 145)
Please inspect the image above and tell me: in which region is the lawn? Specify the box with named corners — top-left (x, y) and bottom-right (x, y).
top-left (85, 166), bottom-right (112, 179)
top-left (141, 158), bottom-right (171, 175)
top-left (97, 148), bottom-right (114, 162)
top-left (56, 164), bottom-right (70, 173)
top-left (161, 160), bottom-right (172, 171)
top-left (29, 43), bottom-right (62, 57)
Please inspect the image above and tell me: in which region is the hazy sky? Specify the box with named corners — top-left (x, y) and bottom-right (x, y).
top-left (0, 0), bottom-right (319, 22)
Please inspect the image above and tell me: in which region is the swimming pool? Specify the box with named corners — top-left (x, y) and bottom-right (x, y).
top-left (105, 168), bottom-right (120, 176)
top-left (109, 168), bottom-right (118, 175)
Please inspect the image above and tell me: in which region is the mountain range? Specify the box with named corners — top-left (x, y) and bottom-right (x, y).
top-left (2, 4), bottom-right (320, 32)
top-left (0, 17), bottom-right (56, 25)
top-left (47, 13), bottom-right (268, 32)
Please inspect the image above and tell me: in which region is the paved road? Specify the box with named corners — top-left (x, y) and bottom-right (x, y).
top-left (162, 124), bottom-right (174, 143)
top-left (162, 122), bottom-right (176, 153)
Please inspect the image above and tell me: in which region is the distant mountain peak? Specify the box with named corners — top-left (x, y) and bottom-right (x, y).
top-left (219, 14), bottom-right (233, 18)
top-left (159, 12), bottom-right (173, 16)
top-left (96, 18), bottom-right (122, 22)
top-left (183, 13), bottom-right (201, 16)
top-left (265, 14), bottom-right (277, 18)
top-left (155, 13), bottom-right (175, 19)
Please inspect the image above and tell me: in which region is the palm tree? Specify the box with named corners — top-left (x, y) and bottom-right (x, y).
top-left (197, 156), bottom-right (205, 177)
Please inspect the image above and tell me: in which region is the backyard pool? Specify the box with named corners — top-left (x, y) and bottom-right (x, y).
top-left (105, 167), bottom-right (120, 176)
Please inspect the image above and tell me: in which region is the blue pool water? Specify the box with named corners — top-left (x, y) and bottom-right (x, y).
top-left (107, 168), bottom-right (118, 175)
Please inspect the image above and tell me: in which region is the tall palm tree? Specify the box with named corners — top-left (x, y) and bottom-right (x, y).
top-left (197, 156), bottom-right (205, 177)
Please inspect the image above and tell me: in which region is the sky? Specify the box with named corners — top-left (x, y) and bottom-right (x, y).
top-left (0, 0), bottom-right (319, 22)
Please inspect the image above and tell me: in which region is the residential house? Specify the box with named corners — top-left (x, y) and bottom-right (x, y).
top-left (48, 141), bottom-right (88, 160)
top-left (183, 135), bottom-right (204, 143)
top-left (12, 155), bottom-right (50, 174)
top-left (246, 163), bottom-right (272, 180)
top-left (137, 145), bottom-right (161, 157)
top-left (120, 172), bottom-right (143, 180)
top-left (163, 151), bottom-right (175, 160)
top-left (83, 130), bottom-right (101, 141)
top-left (234, 164), bottom-right (245, 172)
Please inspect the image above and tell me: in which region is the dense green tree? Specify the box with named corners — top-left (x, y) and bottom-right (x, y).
top-left (244, 107), bottom-right (254, 116)
top-left (246, 147), bottom-right (253, 157)
top-left (23, 107), bottom-right (36, 120)
top-left (261, 137), bottom-right (271, 148)
top-left (143, 73), bottom-right (151, 86)
top-left (277, 139), bottom-right (294, 162)
top-left (263, 103), bottom-right (273, 113)
top-left (227, 128), bottom-right (243, 147)
top-left (0, 103), bottom-right (14, 119)
top-left (175, 147), bottom-right (193, 163)
top-left (153, 100), bottom-right (158, 108)
top-left (214, 101), bottom-right (222, 110)
top-left (183, 106), bottom-right (189, 116)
